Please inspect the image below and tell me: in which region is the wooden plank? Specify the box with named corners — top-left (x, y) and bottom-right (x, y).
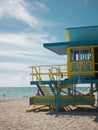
top-left (26, 105), bottom-right (48, 112)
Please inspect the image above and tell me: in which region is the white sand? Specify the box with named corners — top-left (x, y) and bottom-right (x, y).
top-left (0, 97), bottom-right (98, 130)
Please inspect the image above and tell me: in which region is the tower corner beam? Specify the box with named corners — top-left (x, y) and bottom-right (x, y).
top-left (66, 29), bottom-right (70, 42)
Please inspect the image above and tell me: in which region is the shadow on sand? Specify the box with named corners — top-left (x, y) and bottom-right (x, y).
top-left (34, 105), bottom-right (98, 123)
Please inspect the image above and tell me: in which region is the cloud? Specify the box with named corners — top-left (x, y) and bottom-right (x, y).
top-left (0, 49), bottom-right (32, 59)
top-left (0, 31), bottom-right (65, 70)
top-left (0, 32), bottom-right (57, 48)
top-left (35, 1), bottom-right (49, 11)
top-left (0, 0), bottom-right (45, 30)
top-left (0, 74), bottom-right (30, 87)
top-left (0, 33), bottom-right (35, 48)
top-left (0, 62), bottom-right (28, 71)
top-left (0, 31), bottom-right (59, 63)
top-left (0, 0), bottom-right (64, 87)
top-left (0, 48), bottom-right (48, 61)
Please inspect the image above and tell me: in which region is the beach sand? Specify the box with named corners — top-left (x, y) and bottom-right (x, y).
top-left (0, 97), bottom-right (98, 130)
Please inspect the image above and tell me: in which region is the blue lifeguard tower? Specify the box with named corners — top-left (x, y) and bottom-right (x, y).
top-left (27, 26), bottom-right (98, 112)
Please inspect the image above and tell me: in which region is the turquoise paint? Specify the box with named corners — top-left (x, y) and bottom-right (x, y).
top-left (60, 97), bottom-right (72, 103)
top-left (55, 89), bottom-right (60, 112)
top-left (43, 40), bottom-right (98, 55)
top-left (68, 26), bottom-right (98, 42)
top-left (82, 63), bottom-right (90, 72)
top-left (29, 26), bottom-right (98, 112)
top-left (75, 97), bottom-right (91, 104)
top-left (31, 96), bottom-right (93, 106)
top-left (36, 97), bottom-right (54, 104)
top-left (29, 97), bottom-right (34, 105)
top-left (71, 62), bottom-right (90, 73)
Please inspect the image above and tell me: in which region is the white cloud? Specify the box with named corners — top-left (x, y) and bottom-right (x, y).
top-left (0, 48), bottom-right (48, 61)
top-left (0, 33), bottom-right (31, 47)
top-left (0, 0), bottom-right (58, 62)
top-left (0, 0), bottom-right (43, 29)
top-left (0, 49), bottom-right (32, 59)
top-left (0, 32), bottom-right (56, 48)
top-left (0, 0), bottom-right (64, 87)
top-left (0, 31), bottom-right (59, 62)
top-left (0, 62), bottom-right (28, 71)
top-left (35, 1), bottom-right (49, 11)
top-left (0, 74), bottom-right (30, 87)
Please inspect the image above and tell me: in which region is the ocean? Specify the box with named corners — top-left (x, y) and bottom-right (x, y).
top-left (0, 86), bottom-right (89, 99)
top-left (0, 87), bottom-right (37, 99)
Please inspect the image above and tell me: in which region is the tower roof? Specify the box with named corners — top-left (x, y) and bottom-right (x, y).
top-left (43, 26), bottom-right (98, 55)
top-left (43, 40), bottom-right (98, 55)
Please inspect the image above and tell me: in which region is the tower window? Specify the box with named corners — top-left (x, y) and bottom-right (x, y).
top-left (70, 48), bottom-right (91, 61)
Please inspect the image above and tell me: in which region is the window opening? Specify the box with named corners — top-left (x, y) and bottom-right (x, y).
top-left (70, 48), bottom-right (91, 61)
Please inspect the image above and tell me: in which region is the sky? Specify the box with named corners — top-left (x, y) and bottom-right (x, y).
top-left (0, 0), bottom-right (98, 87)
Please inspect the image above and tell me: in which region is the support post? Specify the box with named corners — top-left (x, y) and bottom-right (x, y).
top-left (68, 88), bottom-right (71, 95)
top-left (72, 84), bottom-right (76, 106)
top-left (55, 88), bottom-right (60, 112)
top-left (90, 83), bottom-right (93, 106)
top-left (49, 84), bottom-right (54, 94)
top-left (37, 83), bottom-right (45, 96)
top-left (96, 84), bottom-right (98, 108)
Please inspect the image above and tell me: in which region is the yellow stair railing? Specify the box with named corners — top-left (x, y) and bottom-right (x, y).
top-left (32, 66), bottom-right (51, 96)
top-left (30, 64), bottom-right (68, 95)
top-left (33, 66), bottom-right (42, 81)
top-left (49, 68), bottom-right (55, 81)
top-left (30, 64), bottom-right (68, 82)
top-left (41, 85), bottom-right (51, 96)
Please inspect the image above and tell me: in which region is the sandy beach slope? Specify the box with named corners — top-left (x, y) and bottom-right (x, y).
top-left (0, 97), bottom-right (98, 130)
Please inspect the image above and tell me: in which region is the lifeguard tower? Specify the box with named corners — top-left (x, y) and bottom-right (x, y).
top-left (27, 26), bottom-right (98, 112)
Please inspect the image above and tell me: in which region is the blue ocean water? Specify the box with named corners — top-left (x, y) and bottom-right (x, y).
top-left (0, 87), bottom-right (89, 99)
top-left (0, 87), bottom-right (37, 99)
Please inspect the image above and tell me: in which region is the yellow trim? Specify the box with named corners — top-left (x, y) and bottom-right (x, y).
top-left (92, 46), bottom-right (95, 73)
top-left (34, 96), bottom-right (36, 104)
top-left (30, 72), bottom-right (67, 76)
top-left (41, 85), bottom-right (51, 96)
top-left (30, 64), bottom-right (68, 82)
top-left (67, 46), bottom-right (96, 77)
top-left (34, 95), bottom-right (94, 99)
top-left (32, 95), bottom-right (95, 106)
top-left (35, 96), bottom-right (54, 98)
top-left (49, 68), bottom-right (55, 81)
top-left (69, 46), bottom-right (92, 49)
top-left (30, 45), bottom-right (98, 81)
top-left (26, 105), bottom-right (48, 112)
top-left (29, 64), bottom-right (67, 68)
top-left (66, 29), bottom-right (70, 41)
top-left (67, 48), bottom-right (70, 79)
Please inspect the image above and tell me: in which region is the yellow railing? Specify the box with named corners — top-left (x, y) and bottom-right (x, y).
top-left (29, 64), bottom-right (68, 81)
top-left (29, 63), bottom-right (98, 82)
top-left (68, 62), bottom-right (98, 77)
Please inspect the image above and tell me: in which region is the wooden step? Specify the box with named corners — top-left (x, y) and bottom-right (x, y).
top-left (26, 105), bottom-right (48, 112)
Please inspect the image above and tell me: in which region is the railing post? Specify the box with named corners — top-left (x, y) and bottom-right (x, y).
top-left (32, 67), bottom-right (33, 81)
